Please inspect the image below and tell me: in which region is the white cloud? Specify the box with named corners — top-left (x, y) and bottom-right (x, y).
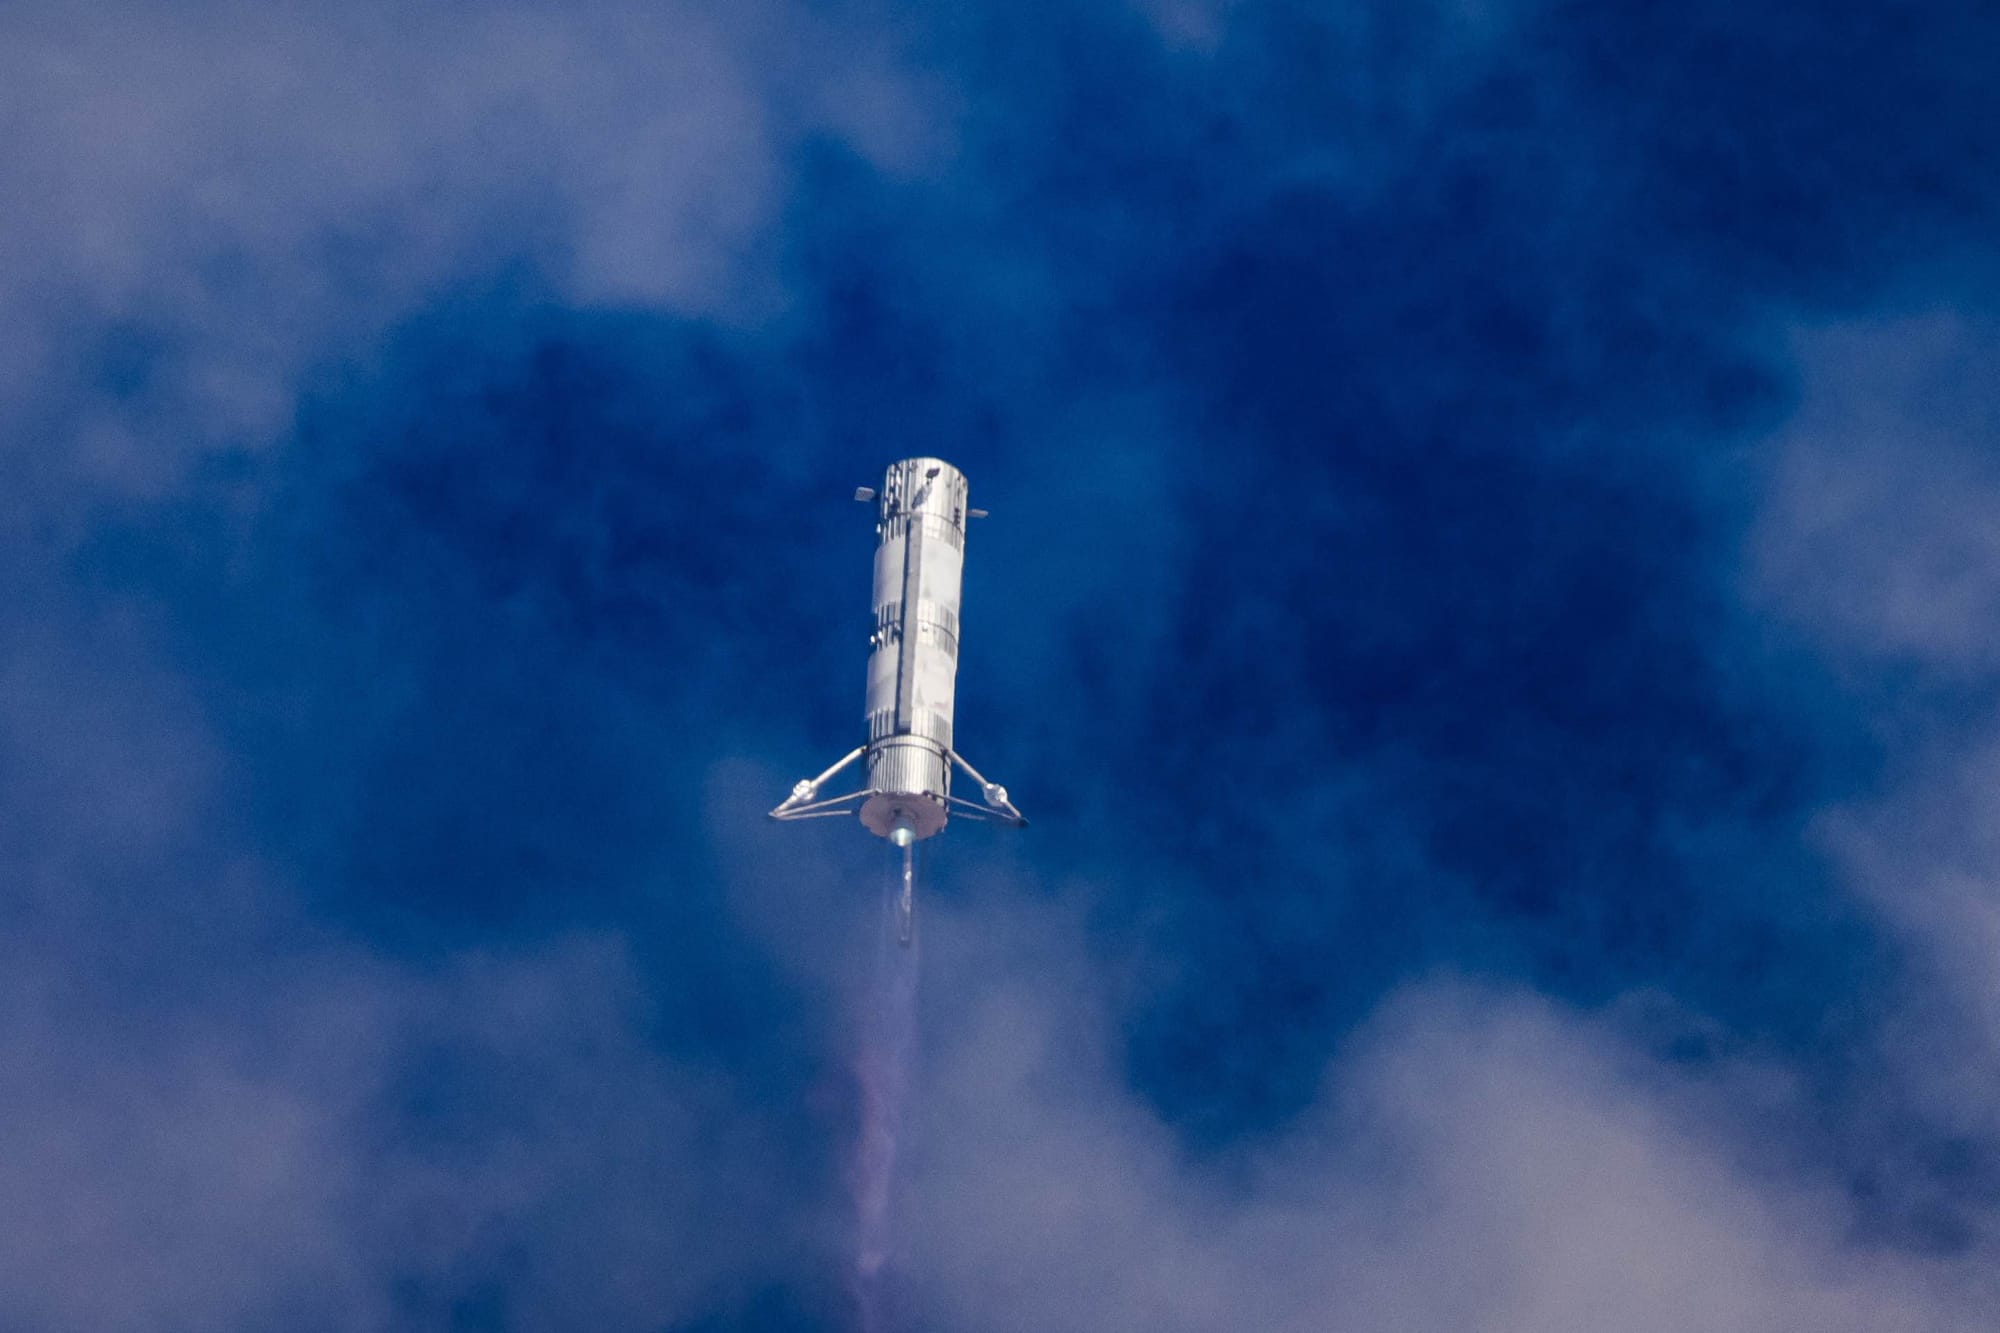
top-left (1744, 310), bottom-right (2000, 1141)
top-left (899, 889), bottom-right (1992, 1332)
top-left (0, 591), bottom-right (808, 1331)
top-left (0, 1), bottom-right (949, 488)
top-left (1744, 313), bottom-right (2000, 679)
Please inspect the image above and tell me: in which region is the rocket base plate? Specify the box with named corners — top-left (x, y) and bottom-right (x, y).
top-left (860, 791), bottom-right (948, 841)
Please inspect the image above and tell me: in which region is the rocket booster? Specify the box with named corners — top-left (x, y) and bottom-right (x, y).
top-left (770, 458), bottom-right (1026, 850)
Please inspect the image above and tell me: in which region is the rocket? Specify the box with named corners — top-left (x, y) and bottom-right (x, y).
top-left (770, 458), bottom-right (1026, 938)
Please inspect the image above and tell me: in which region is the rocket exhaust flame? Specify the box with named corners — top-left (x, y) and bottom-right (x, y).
top-left (851, 850), bottom-right (920, 1331)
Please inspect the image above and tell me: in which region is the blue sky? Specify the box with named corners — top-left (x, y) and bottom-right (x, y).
top-left (5, 2), bottom-right (2000, 1328)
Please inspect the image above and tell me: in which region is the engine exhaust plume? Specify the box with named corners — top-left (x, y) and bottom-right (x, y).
top-left (850, 850), bottom-right (920, 1330)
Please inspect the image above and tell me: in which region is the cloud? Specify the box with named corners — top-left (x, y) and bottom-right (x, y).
top-left (6, 1), bottom-right (2000, 1327)
top-left (0, 566), bottom-right (822, 1331)
top-left (1745, 313), bottom-right (2000, 680)
top-left (1742, 312), bottom-right (2000, 1004)
top-left (1725, 309), bottom-right (2000, 1259)
top-left (1823, 727), bottom-right (2000, 1153)
top-left (0, 923), bottom-right (796, 1331)
top-left (904, 889), bottom-right (1991, 1332)
top-left (0, 1), bottom-right (944, 492)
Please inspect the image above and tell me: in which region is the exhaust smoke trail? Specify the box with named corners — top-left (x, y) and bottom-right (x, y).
top-left (898, 841), bottom-right (915, 946)
top-left (851, 848), bottom-right (920, 1331)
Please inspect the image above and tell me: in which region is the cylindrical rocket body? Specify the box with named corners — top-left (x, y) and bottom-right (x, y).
top-left (860, 458), bottom-right (969, 841)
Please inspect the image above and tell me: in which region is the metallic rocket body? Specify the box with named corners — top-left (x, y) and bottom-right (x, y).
top-left (770, 457), bottom-right (1025, 846)
top-left (862, 457), bottom-right (967, 841)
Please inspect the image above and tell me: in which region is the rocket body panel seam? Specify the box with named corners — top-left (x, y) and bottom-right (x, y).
top-left (893, 490), bottom-right (922, 735)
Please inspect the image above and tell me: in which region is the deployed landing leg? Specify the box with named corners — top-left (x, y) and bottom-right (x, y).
top-left (771, 736), bottom-right (1023, 954)
top-left (942, 749), bottom-right (1027, 826)
top-left (767, 747), bottom-right (868, 821)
